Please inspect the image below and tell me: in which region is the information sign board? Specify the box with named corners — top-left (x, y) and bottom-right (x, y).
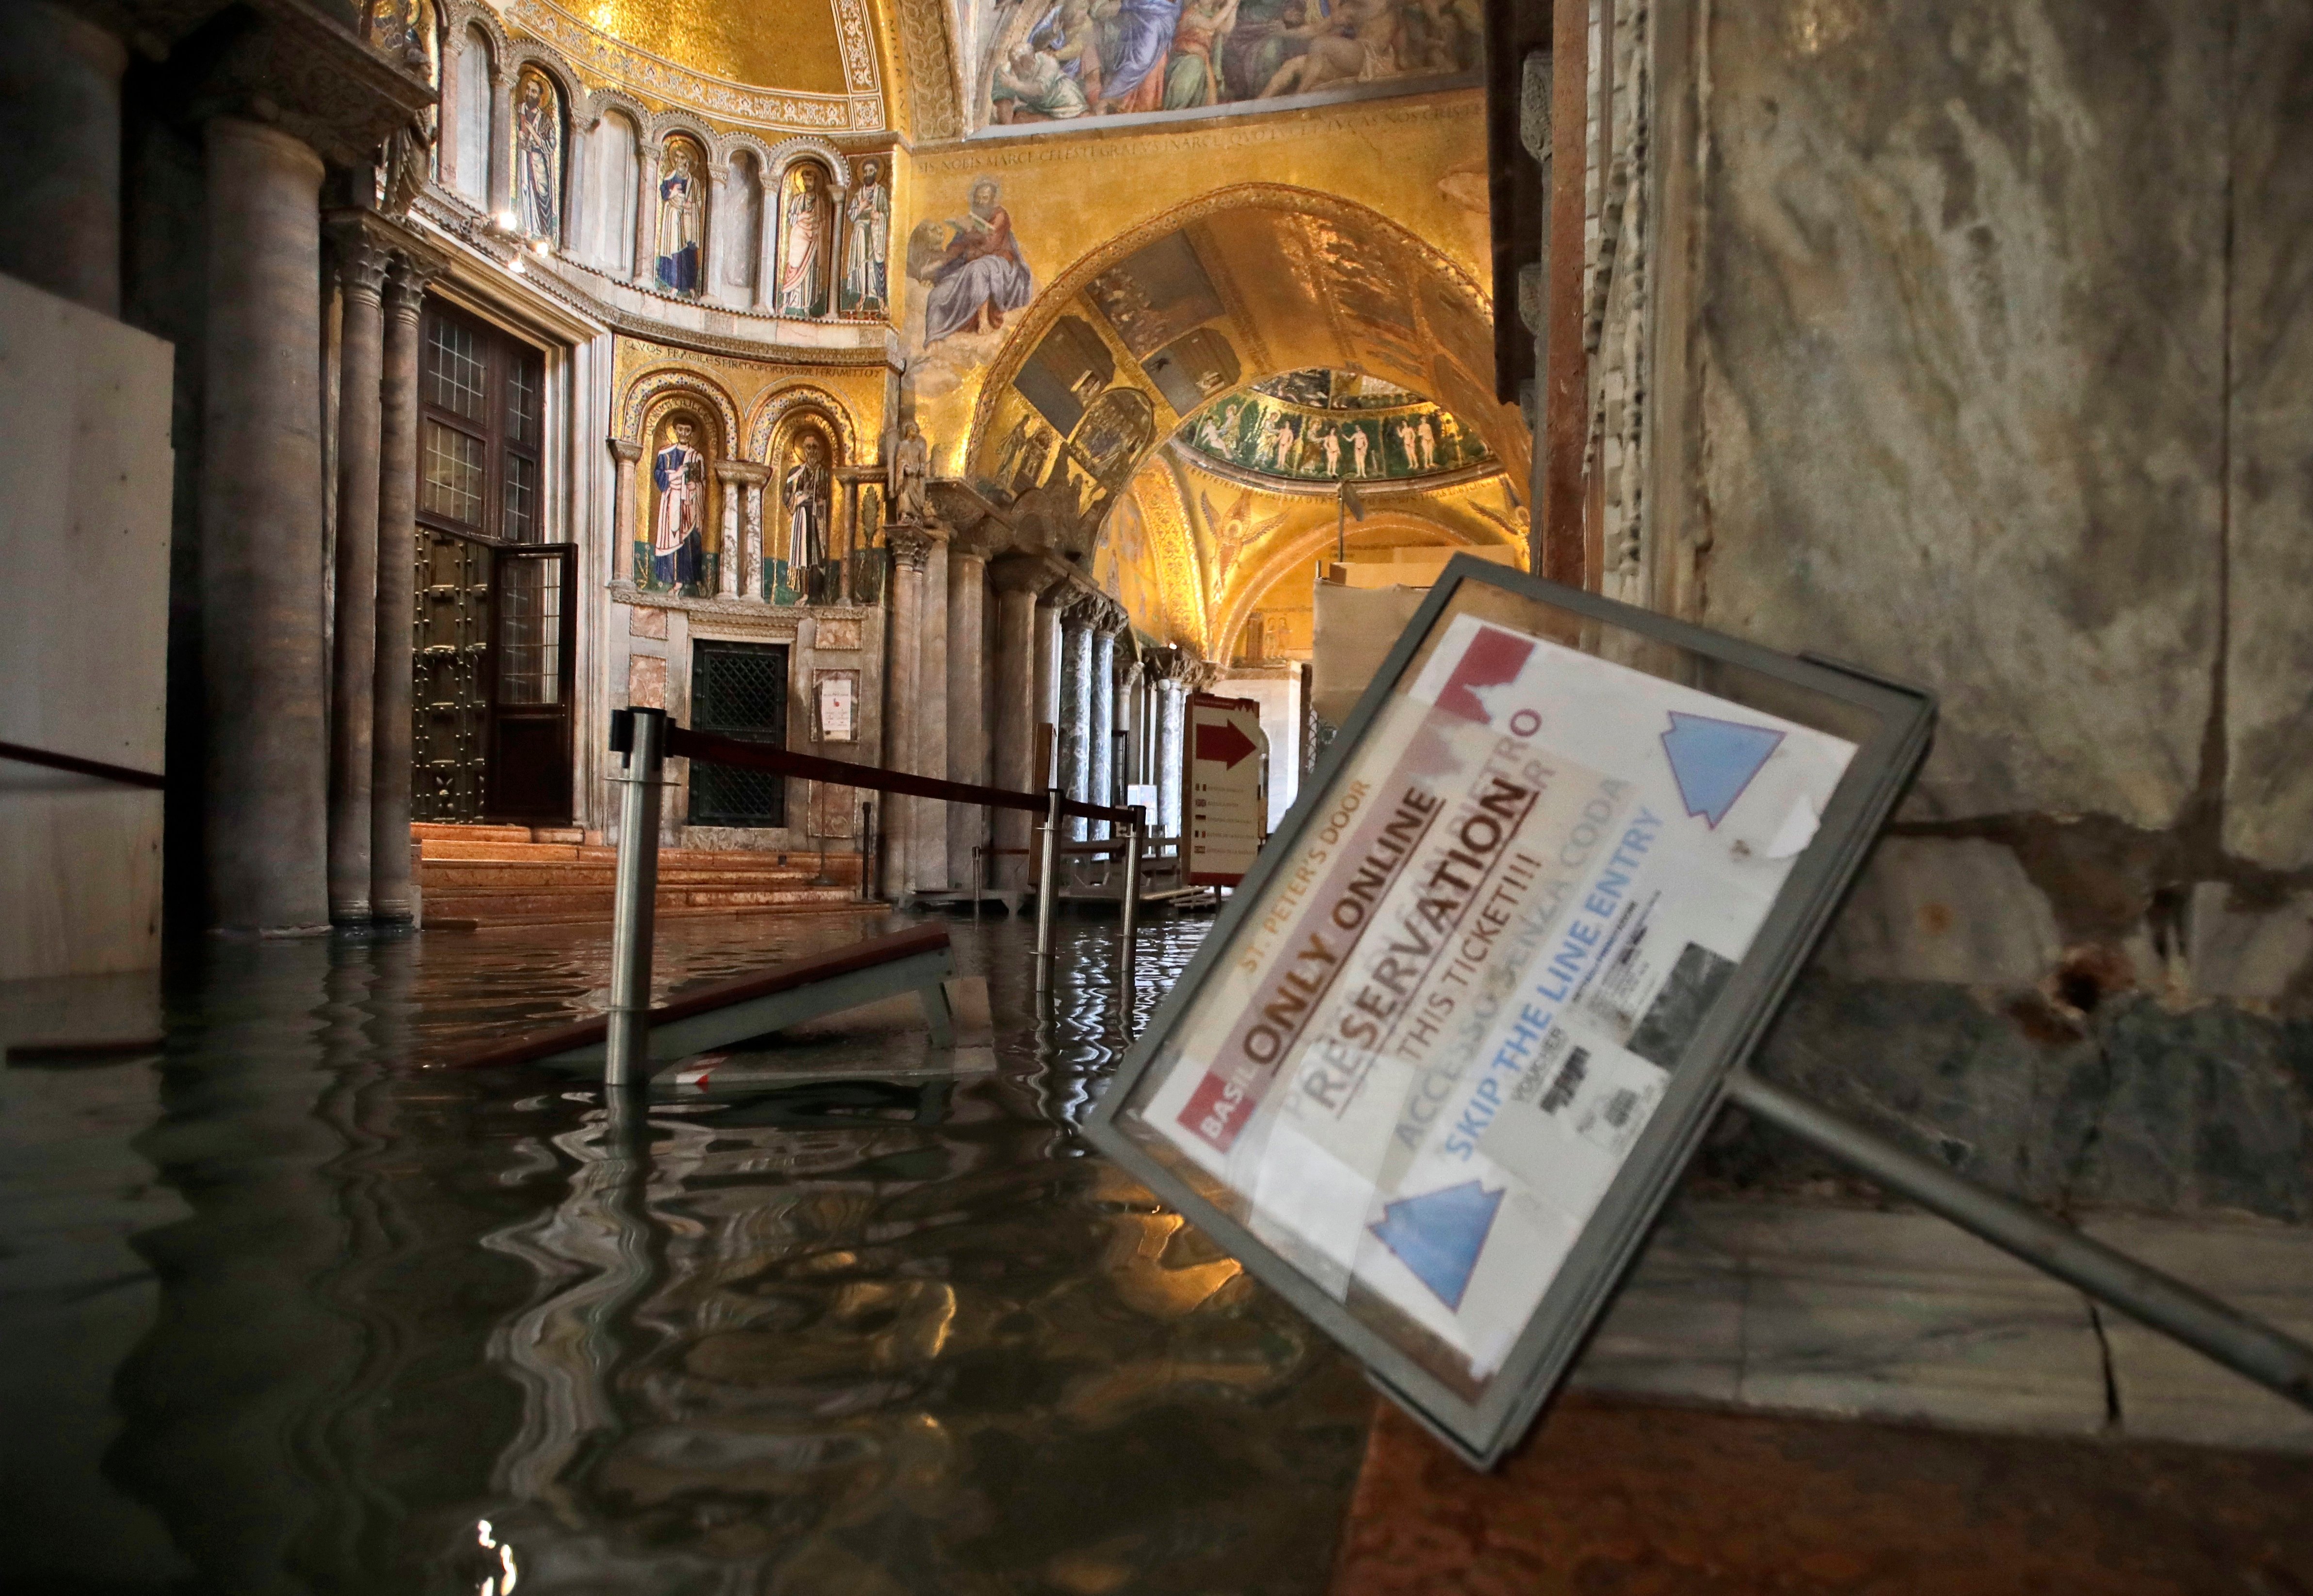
top-left (1087, 560), bottom-right (1933, 1466)
top-left (1185, 693), bottom-right (1268, 887)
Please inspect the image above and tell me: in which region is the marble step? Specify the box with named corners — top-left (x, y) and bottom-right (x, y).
top-left (439, 895), bottom-right (876, 930)
top-left (423, 860), bottom-right (850, 889)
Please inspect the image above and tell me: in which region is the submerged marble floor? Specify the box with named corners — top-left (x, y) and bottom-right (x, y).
top-left (7, 912), bottom-right (2309, 1594)
top-left (0, 913), bottom-right (1371, 1595)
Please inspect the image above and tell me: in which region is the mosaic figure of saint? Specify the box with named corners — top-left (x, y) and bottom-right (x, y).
top-left (777, 164), bottom-right (830, 317)
top-left (842, 159), bottom-right (891, 312)
top-left (514, 69), bottom-right (559, 242)
top-left (785, 433), bottom-right (832, 579)
top-left (912, 177), bottom-right (1033, 345)
top-left (655, 143), bottom-right (704, 293)
top-left (651, 421), bottom-right (706, 589)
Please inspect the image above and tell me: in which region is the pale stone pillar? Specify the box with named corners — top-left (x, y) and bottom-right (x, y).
top-left (1159, 676), bottom-right (1187, 837)
top-left (1089, 607), bottom-right (1121, 839)
top-left (714, 462), bottom-right (744, 596)
top-left (370, 251), bottom-right (444, 923)
top-left (610, 439), bottom-right (641, 583)
top-left (744, 477), bottom-right (767, 598)
top-left (883, 525), bottom-right (933, 898)
top-left (0, 2), bottom-right (124, 315)
top-left (989, 554), bottom-right (1048, 890)
top-left (946, 535), bottom-right (989, 886)
top-left (487, 62), bottom-right (514, 222)
top-left (1033, 587), bottom-right (1062, 740)
top-left (1060, 598), bottom-right (1094, 840)
top-left (633, 142), bottom-right (657, 286)
top-left (325, 224), bottom-right (392, 924)
top-left (914, 536), bottom-right (950, 887)
top-left (753, 179), bottom-right (776, 312)
top-left (1116, 653), bottom-right (1146, 822)
top-left (200, 118), bottom-right (330, 933)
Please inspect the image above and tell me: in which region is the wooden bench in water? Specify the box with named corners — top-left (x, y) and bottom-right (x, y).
top-left (443, 924), bottom-right (964, 1076)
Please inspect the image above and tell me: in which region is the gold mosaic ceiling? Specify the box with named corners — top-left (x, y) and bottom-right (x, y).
top-left (558, 0), bottom-right (854, 96)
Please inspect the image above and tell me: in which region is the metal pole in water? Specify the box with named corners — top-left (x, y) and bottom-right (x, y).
top-left (1725, 1068), bottom-right (2313, 1414)
top-left (605, 708), bottom-right (665, 1090)
top-left (1034, 786), bottom-right (1061, 995)
top-left (1118, 817), bottom-right (1143, 1037)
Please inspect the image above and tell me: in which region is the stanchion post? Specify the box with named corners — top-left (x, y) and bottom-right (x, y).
top-left (1034, 786), bottom-right (1061, 995)
top-left (1118, 813), bottom-right (1143, 1037)
top-left (605, 708), bottom-right (666, 1090)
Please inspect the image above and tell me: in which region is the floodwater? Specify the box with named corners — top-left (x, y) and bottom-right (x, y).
top-left (1, 913), bottom-right (1373, 1595)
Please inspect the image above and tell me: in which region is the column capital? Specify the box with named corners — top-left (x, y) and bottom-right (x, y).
top-left (324, 214), bottom-right (393, 302)
top-left (610, 437), bottom-right (644, 464)
top-left (887, 524), bottom-right (936, 572)
top-left (714, 459), bottom-right (771, 485)
top-left (1090, 596), bottom-right (1130, 639)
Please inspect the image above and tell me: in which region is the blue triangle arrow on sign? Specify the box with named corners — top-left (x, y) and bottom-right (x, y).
top-left (1660, 711), bottom-right (1786, 828)
top-left (1368, 1180), bottom-right (1505, 1310)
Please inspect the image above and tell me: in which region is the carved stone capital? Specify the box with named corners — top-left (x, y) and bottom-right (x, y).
top-left (988, 550), bottom-right (1066, 596)
top-left (1090, 597), bottom-right (1130, 639)
top-left (886, 525), bottom-right (935, 572)
top-left (716, 460), bottom-right (773, 486)
top-left (324, 214), bottom-right (392, 303)
top-left (610, 438), bottom-right (644, 465)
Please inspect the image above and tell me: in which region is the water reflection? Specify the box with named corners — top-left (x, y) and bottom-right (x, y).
top-left (7, 912), bottom-right (1368, 1593)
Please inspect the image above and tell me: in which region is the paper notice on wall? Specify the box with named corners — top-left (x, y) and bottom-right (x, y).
top-left (1141, 613), bottom-right (1857, 1378)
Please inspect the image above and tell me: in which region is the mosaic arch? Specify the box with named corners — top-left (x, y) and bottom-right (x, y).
top-left (962, 184), bottom-right (1523, 564)
top-left (1181, 367), bottom-right (1495, 483)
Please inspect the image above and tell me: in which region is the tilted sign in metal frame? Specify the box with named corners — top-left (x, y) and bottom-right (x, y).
top-left (1085, 558), bottom-right (1935, 1467)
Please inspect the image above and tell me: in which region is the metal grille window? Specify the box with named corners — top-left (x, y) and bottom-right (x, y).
top-left (688, 641), bottom-right (788, 827)
top-left (421, 419), bottom-right (484, 524)
top-left (501, 451), bottom-right (537, 541)
top-left (425, 317), bottom-right (485, 418)
top-left (497, 555), bottom-right (562, 706)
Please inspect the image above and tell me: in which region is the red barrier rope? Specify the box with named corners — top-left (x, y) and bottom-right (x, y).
top-left (662, 724), bottom-right (1140, 827)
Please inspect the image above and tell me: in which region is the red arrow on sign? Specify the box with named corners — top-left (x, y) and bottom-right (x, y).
top-left (1195, 718), bottom-right (1257, 769)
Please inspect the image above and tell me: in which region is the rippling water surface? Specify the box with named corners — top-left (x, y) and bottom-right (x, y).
top-left (1, 913), bottom-right (1371, 1595)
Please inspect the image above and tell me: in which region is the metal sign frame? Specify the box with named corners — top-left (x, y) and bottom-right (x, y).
top-left (1085, 558), bottom-right (1936, 1467)
top-left (1182, 692), bottom-right (1269, 887)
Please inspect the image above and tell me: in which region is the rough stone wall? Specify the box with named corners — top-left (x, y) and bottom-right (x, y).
top-left (1660, 0), bottom-right (2313, 1220)
top-left (1584, 0), bottom-right (1655, 609)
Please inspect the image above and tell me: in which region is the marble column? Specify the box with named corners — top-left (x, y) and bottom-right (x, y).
top-left (743, 476), bottom-right (767, 598)
top-left (1089, 607), bottom-right (1121, 839)
top-left (1033, 586), bottom-right (1062, 751)
top-left (713, 463), bottom-right (744, 596)
top-left (199, 117), bottom-right (330, 934)
top-left (0, 1), bottom-right (124, 315)
top-left (883, 525), bottom-right (933, 898)
top-left (914, 536), bottom-right (951, 889)
top-left (946, 535), bottom-right (989, 887)
top-left (610, 439), bottom-right (642, 583)
top-left (1159, 676), bottom-right (1187, 837)
top-left (1060, 599), bottom-right (1095, 841)
top-left (1116, 653), bottom-right (1146, 822)
top-left (988, 556), bottom-right (1048, 891)
top-left (325, 224), bottom-right (391, 925)
top-left (370, 252), bottom-right (442, 924)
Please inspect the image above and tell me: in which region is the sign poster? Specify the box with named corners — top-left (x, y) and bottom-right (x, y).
top-left (815, 668), bottom-right (858, 743)
top-left (1138, 613), bottom-right (1858, 1381)
top-left (1185, 694), bottom-right (1267, 887)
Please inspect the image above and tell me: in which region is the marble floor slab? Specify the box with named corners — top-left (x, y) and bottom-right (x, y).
top-left (1572, 1199), bottom-right (2313, 1452)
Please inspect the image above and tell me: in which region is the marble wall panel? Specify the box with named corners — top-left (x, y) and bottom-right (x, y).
top-left (2220, 0), bottom-right (2313, 867)
top-left (1693, 0), bottom-right (2229, 826)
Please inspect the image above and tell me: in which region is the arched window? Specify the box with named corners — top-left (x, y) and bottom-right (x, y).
top-left (722, 149), bottom-right (763, 296)
top-left (510, 66), bottom-right (563, 245)
top-left (452, 25), bottom-right (493, 204)
top-left (590, 112), bottom-right (640, 274)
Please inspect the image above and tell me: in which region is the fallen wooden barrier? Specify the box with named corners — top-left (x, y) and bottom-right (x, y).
top-left (441, 923), bottom-right (962, 1075)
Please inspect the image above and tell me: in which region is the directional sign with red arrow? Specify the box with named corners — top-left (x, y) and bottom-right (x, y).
top-left (1185, 695), bottom-right (1267, 886)
top-left (1194, 718), bottom-right (1259, 769)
